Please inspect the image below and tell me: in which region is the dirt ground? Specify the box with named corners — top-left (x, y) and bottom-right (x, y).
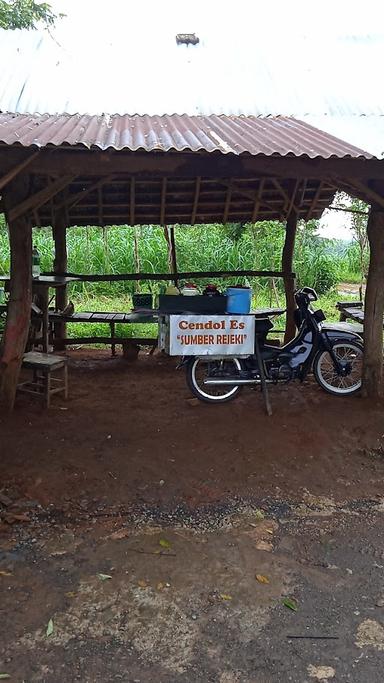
top-left (2, 350), bottom-right (384, 682)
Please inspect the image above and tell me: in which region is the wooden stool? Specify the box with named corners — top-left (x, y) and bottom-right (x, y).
top-left (18, 352), bottom-right (68, 408)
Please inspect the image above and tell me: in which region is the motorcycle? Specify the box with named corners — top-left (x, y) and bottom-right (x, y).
top-left (184, 287), bottom-right (364, 404)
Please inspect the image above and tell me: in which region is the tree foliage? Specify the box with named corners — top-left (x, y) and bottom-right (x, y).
top-left (0, 0), bottom-right (60, 30)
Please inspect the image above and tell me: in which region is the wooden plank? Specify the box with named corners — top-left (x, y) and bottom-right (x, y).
top-left (55, 175), bottom-right (115, 211)
top-left (223, 180), bottom-right (233, 223)
top-left (59, 336), bottom-right (157, 345)
top-left (3, 147), bottom-right (382, 183)
top-left (191, 176), bottom-right (201, 225)
top-left (251, 179), bottom-right (265, 222)
top-left (130, 177), bottom-right (135, 225)
top-left (282, 211), bottom-right (298, 342)
top-left (9, 175), bottom-right (74, 222)
top-left (160, 178), bottom-right (167, 225)
top-left (0, 151), bottom-right (40, 191)
top-left (44, 268), bottom-right (296, 282)
top-left (1, 176), bottom-right (32, 411)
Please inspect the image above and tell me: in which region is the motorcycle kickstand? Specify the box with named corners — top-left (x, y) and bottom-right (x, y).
top-left (254, 336), bottom-right (272, 416)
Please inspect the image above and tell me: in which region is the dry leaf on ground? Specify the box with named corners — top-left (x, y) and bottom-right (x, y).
top-left (97, 573), bottom-right (112, 581)
top-left (46, 618), bottom-right (54, 637)
top-left (255, 574), bottom-right (269, 584)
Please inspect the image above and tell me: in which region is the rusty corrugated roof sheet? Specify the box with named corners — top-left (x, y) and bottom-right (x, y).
top-left (0, 113), bottom-right (373, 159)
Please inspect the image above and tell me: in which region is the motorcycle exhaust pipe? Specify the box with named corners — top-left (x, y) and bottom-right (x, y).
top-left (204, 378), bottom-right (260, 386)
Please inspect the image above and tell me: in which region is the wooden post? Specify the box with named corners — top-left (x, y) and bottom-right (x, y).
top-left (0, 176), bottom-right (32, 411)
top-left (362, 208), bottom-right (384, 398)
top-left (282, 210), bottom-right (298, 343)
top-left (52, 213), bottom-right (67, 348)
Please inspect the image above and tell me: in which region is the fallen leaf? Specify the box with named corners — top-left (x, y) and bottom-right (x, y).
top-left (220, 593), bottom-right (232, 601)
top-left (97, 573), bottom-right (112, 581)
top-left (256, 574), bottom-right (270, 584)
top-left (46, 618), bottom-right (54, 637)
top-left (157, 581), bottom-right (166, 590)
top-left (0, 571), bottom-right (12, 577)
top-left (266, 529), bottom-right (274, 535)
top-left (65, 591), bottom-right (76, 598)
top-left (138, 579), bottom-right (148, 588)
top-left (283, 598), bottom-right (298, 611)
top-left (0, 675), bottom-right (11, 680)
top-left (109, 528), bottom-right (129, 540)
top-left (254, 509), bottom-right (265, 520)
top-left (356, 618), bottom-right (384, 651)
top-left (256, 540), bottom-right (273, 552)
top-left (307, 664), bottom-right (335, 680)
top-left (159, 538), bottom-right (171, 549)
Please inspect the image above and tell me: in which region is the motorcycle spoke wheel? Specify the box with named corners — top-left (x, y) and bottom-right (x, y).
top-left (187, 357), bottom-right (243, 403)
top-left (315, 342), bottom-right (363, 395)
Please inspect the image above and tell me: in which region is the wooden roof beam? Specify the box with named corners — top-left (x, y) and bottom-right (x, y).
top-left (251, 178), bottom-right (265, 222)
top-left (8, 175), bottom-right (74, 222)
top-left (55, 175), bottom-right (115, 211)
top-left (0, 151), bottom-right (40, 192)
top-left (130, 178), bottom-right (135, 225)
top-left (223, 180), bottom-right (233, 223)
top-left (191, 176), bottom-right (201, 225)
top-left (160, 178), bottom-right (167, 225)
top-left (340, 178), bottom-right (384, 210)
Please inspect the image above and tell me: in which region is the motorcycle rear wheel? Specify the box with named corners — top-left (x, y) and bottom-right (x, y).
top-left (186, 357), bottom-right (243, 403)
top-left (313, 341), bottom-right (363, 396)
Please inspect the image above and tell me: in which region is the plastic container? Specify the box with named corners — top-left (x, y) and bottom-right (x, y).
top-left (225, 286), bottom-right (252, 314)
top-left (181, 283), bottom-right (199, 296)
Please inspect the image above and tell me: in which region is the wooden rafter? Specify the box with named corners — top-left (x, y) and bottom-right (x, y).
top-left (8, 175), bottom-right (74, 222)
top-left (219, 179), bottom-right (278, 214)
top-left (160, 178), bottom-right (167, 225)
top-left (223, 180), bottom-right (233, 223)
top-left (285, 179), bottom-right (300, 219)
top-left (55, 175), bottom-right (115, 212)
top-left (271, 179), bottom-right (299, 216)
top-left (306, 181), bottom-right (324, 220)
top-left (0, 151), bottom-right (39, 192)
top-left (340, 178), bottom-right (384, 210)
top-left (251, 178), bottom-right (265, 222)
top-left (191, 176), bottom-right (201, 225)
top-left (130, 177), bottom-right (135, 225)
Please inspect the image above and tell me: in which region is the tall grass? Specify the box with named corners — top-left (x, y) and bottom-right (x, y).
top-left (0, 220), bottom-right (360, 298)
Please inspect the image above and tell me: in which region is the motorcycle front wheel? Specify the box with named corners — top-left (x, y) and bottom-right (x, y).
top-left (186, 357), bottom-right (243, 403)
top-left (313, 341), bottom-right (363, 396)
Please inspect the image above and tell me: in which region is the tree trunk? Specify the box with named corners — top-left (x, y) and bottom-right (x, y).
top-left (53, 213), bottom-right (67, 347)
top-left (282, 211), bottom-right (298, 343)
top-left (362, 209), bottom-right (384, 398)
top-left (0, 176), bottom-right (32, 412)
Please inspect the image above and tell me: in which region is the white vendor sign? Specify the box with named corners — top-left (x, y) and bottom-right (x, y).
top-left (168, 315), bottom-right (255, 356)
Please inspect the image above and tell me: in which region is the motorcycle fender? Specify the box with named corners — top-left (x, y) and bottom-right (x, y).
top-left (321, 329), bottom-right (363, 345)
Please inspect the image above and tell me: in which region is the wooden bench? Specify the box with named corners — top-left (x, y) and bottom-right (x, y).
top-left (48, 310), bottom-right (158, 355)
top-left (18, 352), bottom-right (68, 408)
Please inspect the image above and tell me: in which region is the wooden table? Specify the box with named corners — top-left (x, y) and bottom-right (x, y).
top-left (0, 275), bottom-right (80, 352)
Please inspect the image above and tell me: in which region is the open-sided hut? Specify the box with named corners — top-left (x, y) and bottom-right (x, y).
top-left (0, 112), bottom-right (384, 410)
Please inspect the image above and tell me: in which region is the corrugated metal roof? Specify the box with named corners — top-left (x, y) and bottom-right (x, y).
top-left (0, 113), bottom-right (373, 158)
top-left (0, 3), bottom-right (383, 155)
top-left (0, 17), bottom-right (383, 119)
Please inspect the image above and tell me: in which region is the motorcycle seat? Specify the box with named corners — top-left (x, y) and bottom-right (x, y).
top-left (254, 318), bottom-right (274, 335)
